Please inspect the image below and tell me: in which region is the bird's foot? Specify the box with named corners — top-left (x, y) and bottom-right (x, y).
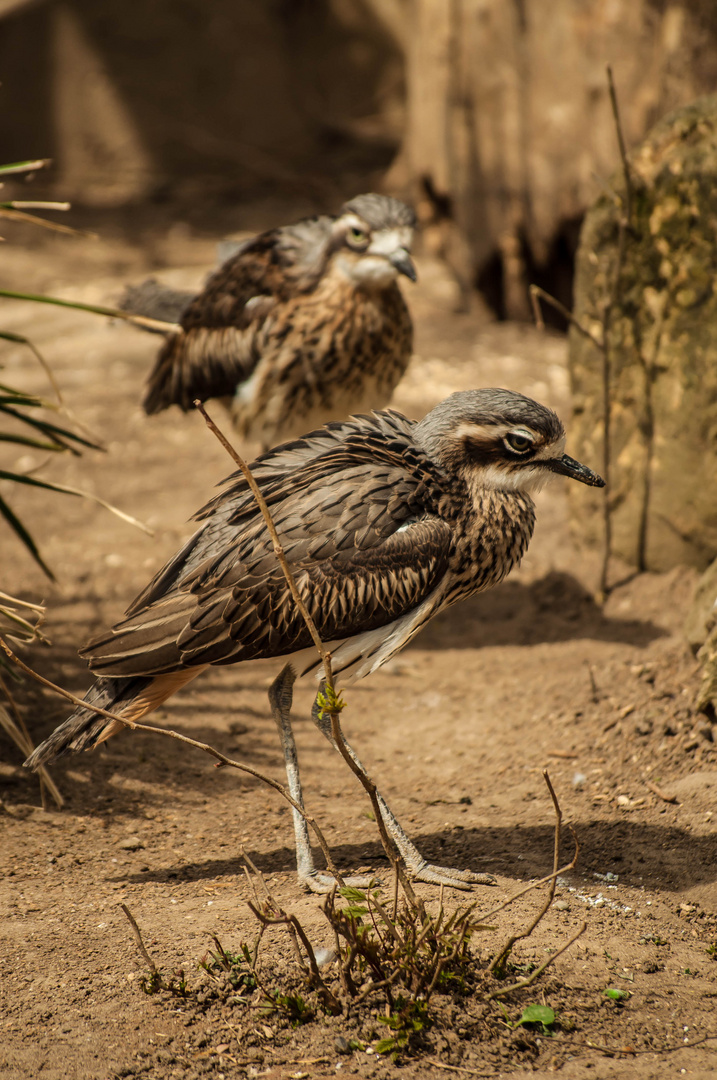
top-left (298, 870), bottom-right (381, 895)
top-left (410, 861), bottom-right (496, 890)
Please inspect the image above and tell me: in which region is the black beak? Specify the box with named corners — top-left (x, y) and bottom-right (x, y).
top-left (389, 248), bottom-right (418, 282)
top-left (546, 453), bottom-right (605, 487)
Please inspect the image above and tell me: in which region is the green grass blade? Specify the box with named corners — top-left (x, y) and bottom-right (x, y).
top-left (0, 432), bottom-right (68, 451)
top-left (0, 159), bottom-right (51, 176)
top-left (0, 404), bottom-right (101, 451)
top-left (0, 494), bottom-right (54, 579)
top-left (0, 287), bottom-right (180, 333)
top-left (0, 471), bottom-right (153, 536)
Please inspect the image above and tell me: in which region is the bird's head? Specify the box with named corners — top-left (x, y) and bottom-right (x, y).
top-left (331, 193), bottom-right (417, 288)
top-left (414, 388), bottom-right (605, 494)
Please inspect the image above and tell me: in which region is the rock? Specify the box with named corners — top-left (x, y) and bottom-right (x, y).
top-left (334, 1036), bottom-right (352, 1054)
top-left (118, 836), bottom-right (144, 851)
top-left (569, 95), bottom-right (717, 572)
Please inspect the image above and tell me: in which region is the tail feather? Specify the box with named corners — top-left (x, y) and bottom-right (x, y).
top-left (23, 676), bottom-right (154, 769)
top-left (23, 664), bottom-right (206, 769)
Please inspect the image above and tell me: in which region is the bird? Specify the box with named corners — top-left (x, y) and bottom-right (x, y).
top-left (25, 388), bottom-right (604, 891)
top-left (130, 193), bottom-right (417, 449)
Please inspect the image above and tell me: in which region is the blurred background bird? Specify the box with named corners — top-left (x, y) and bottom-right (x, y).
top-left (123, 193), bottom-right (417, 449)
top-left (25, 388), bottom-right (604, 890)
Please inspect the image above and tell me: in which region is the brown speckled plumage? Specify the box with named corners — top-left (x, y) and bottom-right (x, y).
top-left (141, 194), bottom-right (416, 447)
top-left (25, 389), bottom-right (604, 770)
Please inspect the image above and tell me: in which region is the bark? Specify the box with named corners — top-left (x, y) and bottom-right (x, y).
top-left (568, 95), bottom-right (717, 573)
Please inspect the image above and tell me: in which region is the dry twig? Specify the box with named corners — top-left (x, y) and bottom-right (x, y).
top-left (489, 770), bottom-right (571, 974)
top-left (120, 903), bottom-right (157, 974)
top-left (196, 401), bottom-right (417, 897)
top-left (0, 637), bottom-right (342, 883)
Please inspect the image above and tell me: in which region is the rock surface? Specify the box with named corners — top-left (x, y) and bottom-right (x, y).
top-left (568, 94), bottom-right (717, 573)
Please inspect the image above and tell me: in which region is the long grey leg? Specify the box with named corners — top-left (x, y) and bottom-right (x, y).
top-left (267, 665), bottom-right (376, 894)
top-left (312, 686), bottom-right (496, 890)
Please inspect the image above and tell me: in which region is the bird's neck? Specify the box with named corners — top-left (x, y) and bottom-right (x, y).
top-left (459, 483), bottom-right (536, 591)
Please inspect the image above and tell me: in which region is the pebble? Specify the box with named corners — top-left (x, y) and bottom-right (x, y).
top-left (554, 900), bottom-right (570, 911)
top-left (334, 1036), bottom-right (351, 1054)
top-left (118, 836), bottom-right (144, 851)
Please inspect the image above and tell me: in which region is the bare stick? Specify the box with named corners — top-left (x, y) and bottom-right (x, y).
top-left (424, 1060), bottom-right (495, 1078)
top-left (329, 711), bottom-right (421, 909)
top-left (120, 903), bottom-right (157, 974)
top-left (598, 66), bottom-right (635, 599)
top-left (194, 401), bottom-right (334, 689)
top-left (0, 637), bottom-right (343, 883)
top-left (529, 285), bottom-right (603, 348)
top-left (645, 778), bottom-right (678, 805)
top-left (485, 921), bottom-right (587, 1000)
top-left (196, 402), bottom-right (416, 893)
top-left (606, 65), bottom-right (633, 228)
top-left (489, 770), bottom-right (564, 973)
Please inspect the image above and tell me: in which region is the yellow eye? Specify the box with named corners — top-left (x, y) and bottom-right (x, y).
top-left (349, 226), bottom-right (368, 244)
top-left (505, 431), bottom-right (532, 453)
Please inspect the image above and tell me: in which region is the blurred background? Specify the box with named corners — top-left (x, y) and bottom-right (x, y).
top-left (3, 0), bottom-right (716, 321)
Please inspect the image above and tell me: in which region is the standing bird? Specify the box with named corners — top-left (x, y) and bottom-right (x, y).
top-left (135, 194), bottom-right (416, 448)
top-left (25, 389), bottom-right (604, 890)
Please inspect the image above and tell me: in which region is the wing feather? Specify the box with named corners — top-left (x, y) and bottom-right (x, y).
top-left (143, 219), bottom-right (333, 414)
top-left (81, 422), bottom-right (453, 679)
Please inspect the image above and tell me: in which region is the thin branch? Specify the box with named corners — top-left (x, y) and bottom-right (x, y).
top-left (194, 401), bottom-right (333, 688)
top-left (196, 402), bottom-right (416, 894)
top-left (529, 285), bottom-right (603, 348)
top-left (0, 637), bottom-right (343, 883)
top-left (329, 709), bottom-right (421, 908)
top-left (489, 770), bottom-right (564, 973)
top-left (485, 921), bottom-right (587, 1000)
top-left (606, 65), bottom-right (633, 228)
top-left (120, 903), bottom-right (157, 974)
top-left (644, 778), bottom-right (678, 805)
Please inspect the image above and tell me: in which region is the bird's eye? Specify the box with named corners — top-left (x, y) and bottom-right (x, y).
top-left (504, 431), bottom-right (533, 453)
top-left (348, 226), bottom-right (368, 245)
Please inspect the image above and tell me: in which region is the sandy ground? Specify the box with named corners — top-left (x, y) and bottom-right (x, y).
top-left (1, 222), bottom-right (716, 1079)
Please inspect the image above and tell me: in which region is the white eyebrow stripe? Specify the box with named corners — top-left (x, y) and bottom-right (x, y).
top-left (453, 421), bottom-right (539, 443)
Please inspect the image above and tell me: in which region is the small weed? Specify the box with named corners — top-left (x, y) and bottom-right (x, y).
top-left (375, 997), bottom-right (429, 1059)
top-left (499, 1002), bottom-right (557, 1036)
top-left (603, 987), bottom-right (630, 1003)
top-left (199, 936), bottom-right (258, 994)
top-left (140, 968), bottom-right (188, 997)
top-left (259, 988), bottom-right (315, 1026)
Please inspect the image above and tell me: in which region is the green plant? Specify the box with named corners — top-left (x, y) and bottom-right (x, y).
top-left (375, 996), bottom-right (429, 1058)
top-left (140, 968), bottom-right (188, 997)
top-left (199, 936), bottom-right (258, 994)
top-left (259, 988), bottom-right (315, 1026)
top-left (499, 1002), bottom-right (557, 1036)
top-left (603, 987), bottom-right (631, 1002)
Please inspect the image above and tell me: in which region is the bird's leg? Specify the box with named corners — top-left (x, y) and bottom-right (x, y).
top-left (267, 665), bottom-right (374, 894)
top-left (312, 684), bottom-right (496, 890)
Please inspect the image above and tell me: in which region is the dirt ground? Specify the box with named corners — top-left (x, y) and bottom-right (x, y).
top-left (1, 217), bottom-right (716, 1080)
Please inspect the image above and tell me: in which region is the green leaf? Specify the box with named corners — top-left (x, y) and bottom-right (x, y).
top-left (0, 494), bottom-right (54, 579)
top-left (603, 988), bottom-right (630, 1001)
top-left (339, 886), bottom-right (367, 902)
top-left (517, 1005), bottom-right (555, 1027)
top-left (0, 159), bottom-right (51, 176)
top-left (0, 432), bottom-right (69, 452)
top-left (0, 404), bottom-right (100, 451)
top-left (374, 1038), bottom-right (397, 1055)
top-left (342, 905), bottom-right (368, 919)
